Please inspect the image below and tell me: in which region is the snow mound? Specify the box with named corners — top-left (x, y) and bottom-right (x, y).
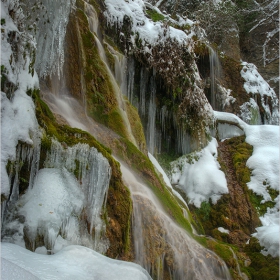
top-left (1, 243), bottom-right (152, 280)
top-left (252, 200), bottom-right (279, 257)
top-left (245, 125), bottom-right (279, 199)
top-left (170, 138), bottom-right (228, 207)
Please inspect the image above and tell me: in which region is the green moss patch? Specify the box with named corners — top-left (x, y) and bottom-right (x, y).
top-left (244, 237), bottom-right (279, 280)
top-left (146, 9), bottom-right (165, 22)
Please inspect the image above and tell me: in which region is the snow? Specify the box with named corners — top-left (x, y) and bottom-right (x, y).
top-left (240, 98), bottom-right (261, 125)
top-left (241, 62), bottom-right (275, 98)
top-left (252, 198), bottom-right (279, 257)
top-left (217, 85), bottom-right (236, 109)
top-left (245, 125), bottom-right (279, 200)
top-left (1, 258), bottom-right (39, 280)
top-left (240, 62), bottom-right (279, 125)
top-left (104, 0), bottom-right (193, 50)
top-left (1, 243), bottom-right (152, 280)
top-left (170, 138), bottom-right (228, 207)
top-left (218, 227), bottom-right (230, 234)
top-left (1, 2), bottom-right (40, 197)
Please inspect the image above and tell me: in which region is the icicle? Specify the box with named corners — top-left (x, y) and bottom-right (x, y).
top-left (146, 78), bottom-right (156, 155)
top-left (217, 123), bottom-right (244, 140)
top-left (33, 0), bottom-right (75, 78)
top-left (209, 46), bottom-right (222, 110)
top-left (126, 58), bottom-right (135, 103)
top-left (139, 67), bottom-right (149, 116)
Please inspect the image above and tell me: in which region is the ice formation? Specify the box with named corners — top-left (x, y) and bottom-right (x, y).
top-left (2, 139), bottom-right (112, 254)
top-left (31, 0), bottom-right (75, 78)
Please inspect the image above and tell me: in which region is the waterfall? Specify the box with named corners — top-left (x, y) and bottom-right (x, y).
top-left (121, 163), bottom-right (231, 280)
top-left (209, 47), bottom-right (222, 110)
top-left (127, 57), bottom-right (136, 104)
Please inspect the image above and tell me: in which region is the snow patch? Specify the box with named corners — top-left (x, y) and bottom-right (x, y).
top-left (1, 243), bottom-right (152, 280)
top-left (170, 138), bottom-right (228, 207)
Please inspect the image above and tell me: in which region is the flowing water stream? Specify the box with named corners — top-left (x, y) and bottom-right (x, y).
top-left (120, 163), bottom-right (231, 280)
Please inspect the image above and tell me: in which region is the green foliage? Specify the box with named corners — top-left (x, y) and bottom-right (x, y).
top-left (146, 9), bottom-right (165, 22)
top-left (1, 18), bottom-right (6, 25)
top-left (190, 194), bottom-right (231, 235)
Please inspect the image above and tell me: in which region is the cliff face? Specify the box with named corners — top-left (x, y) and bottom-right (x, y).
top-left (1, 0), bottom-right (279, 279)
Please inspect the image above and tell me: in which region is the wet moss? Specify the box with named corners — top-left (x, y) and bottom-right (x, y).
top-left (125, 100), bottom-right (147, 153)
top-left (146, 9), bottom-right (165, 22)
top-left (226, 136), bottom-right (278, 217)
top-left (244, 238), bottom-right (279, 280)
top-left (75, 9), bottom-right (131, 140)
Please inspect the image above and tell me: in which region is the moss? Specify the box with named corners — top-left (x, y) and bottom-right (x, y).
top-left (226, 135), bottom-right (278, 216)
top-left (104, 43), bottom-right (115, 71)
top-left (249, 189), bottom-right (277, 216)
top-left (244, 238), bottom-right (279, 280)
top-left (125, 100), bottom-right (147, 152)
top-left (194, 40), bottom-right (209, 57)
top-left (76, 9), bottom-right (131, 140)
top-left (146, 9), bottom-right (165, 22)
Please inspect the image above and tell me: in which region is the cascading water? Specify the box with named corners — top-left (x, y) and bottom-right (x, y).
top-left (2, 1), bottom-right (233, 277)
top-left (121, 163), bottom-right (231, 280)
top-left (209, 46), bottom-right (222, 110)
top-left (83, 1), bottom-right (138, 147)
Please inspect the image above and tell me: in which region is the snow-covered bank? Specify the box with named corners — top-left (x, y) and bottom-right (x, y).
top-left (215, 112), bottom-right (279, 256)
top-left (1, 243), bottom-right (152, 280)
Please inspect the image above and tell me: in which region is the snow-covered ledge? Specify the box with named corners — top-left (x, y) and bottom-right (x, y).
top-left (214, 111), bottom-right (248, 131)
